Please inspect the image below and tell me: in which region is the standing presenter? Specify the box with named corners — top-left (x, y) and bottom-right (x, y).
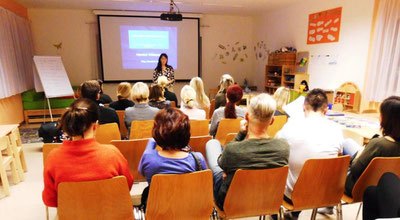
top-left (153, 53), bottom-right (175, 88)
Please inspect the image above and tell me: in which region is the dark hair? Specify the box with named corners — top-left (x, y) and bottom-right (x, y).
top-left (224, 85), bottom-right (243, 119)
top-left (152, 108), bottom-right (191, 150)
top-left (60, 98), bottom-right (99, 137)
top-left (97, 79), bottom-right (104, 94)
top-left (304, 88), bottom-right (328, 112)
top-left (80, 80), bottom-right (100, 101)
top-left (149, 84), bottom-right (164, 102)
top-left (380, 96), bottom-right (400, 141)
top-left (155, 53), bottom-right (171, 72)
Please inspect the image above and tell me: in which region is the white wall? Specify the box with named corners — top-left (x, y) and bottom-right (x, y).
top-left (254, 0), bottom-right (375, 92)
top-left (28, 9), bottom-right (255, 102)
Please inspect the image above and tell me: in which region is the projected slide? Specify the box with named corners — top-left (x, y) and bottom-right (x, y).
top-left (120, 26), bottom-right (177, 70)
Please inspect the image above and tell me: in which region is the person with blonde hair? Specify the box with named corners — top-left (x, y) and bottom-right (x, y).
top-left (273, 87), bottom-right (290, 116)
top-left (157, 76), bottom-right (178, 105)
top-left (190, 77), bottom-right (210, 109)
top-left (215, 74), bottom-right (235, 110)
top-left (109, 82), bottom-right (134, 110)
top-left (180, 85), bottom-right (206, 120)
top-left (124, 82), bottom-right (159, 137)
top-left (206, 93), bottom-right (289, 210)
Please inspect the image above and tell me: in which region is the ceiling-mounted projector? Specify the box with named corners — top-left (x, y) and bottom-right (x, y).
top-left (160, 0), bottom-right (182, 21)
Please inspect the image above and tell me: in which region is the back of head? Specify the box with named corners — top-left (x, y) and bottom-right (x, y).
top-left (219, 74), bottom-right (234, 93)
top-left (273, 87), bottom-right (290, 111)
top-left (180, 85), bottom-right (196, 109)
top-left (60, 98), bottom-right (99, 138)
top-left (380, 96), bottom-right (400, 141)
top-left (190, 77), bottom-right (210, 108)
top-left (157, 76), bottom-right (169, 88)
top-left (249, 93), bottom-right (276, 123)
top-left (117, 82), bottom-right (131, 100)
top-left (224, 85), bottom-right (243, 118)
top-left (149, 84), bottom-right (164, 102)
top-left (97, 79), bottom-right (104, 93)
top-left (80, 80), bottom-right (101, 101)
top-left (304, 88), bottom-right (328, 112)
top-left (131, 82), bottom-right (149, 103)
top-left (152, 108), bottom-right (190, 150)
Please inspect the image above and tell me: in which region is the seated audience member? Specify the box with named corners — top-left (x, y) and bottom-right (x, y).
top-left (109, 82), bottom-right (134, 110)
top-left (139, 108), bottom-right (207, 208)
top-left (180, 85), bottom-right (206, 120)
top-left (157, 76), bottom-right (178, 105)
top-left (149, 84), bottom-right (171, 109)
top-left (124, 82), bottom-right (159, 136)
top-left (80, 80), bottom-right (119, 127)
top-left (273, 87), bottom-right (290, 116)
top-left (363, 172), bottom-right (400, 220)
top-left (97, 79), bottom-right (112, 104)
top-left (206, 93), bottom-right (289, 209)
top-left (276, 89), bottom-right (343, 217)
top-left (42, 98), bottom-right (133, 207)
top-left (215, 74), bottom-right (235, 110)
top-left (344, 96), bottom-right (400, 196)
top-left (190, 77), bottom-right (210, 109)
top-left (210, 85), bottom-right (246, 137)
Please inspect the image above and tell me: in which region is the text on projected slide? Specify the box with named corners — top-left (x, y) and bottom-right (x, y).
top-left (120, 26), bottom-right (177, 70)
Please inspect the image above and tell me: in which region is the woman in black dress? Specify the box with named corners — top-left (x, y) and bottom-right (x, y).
top-left (153, 53), bottom-right (175, 87)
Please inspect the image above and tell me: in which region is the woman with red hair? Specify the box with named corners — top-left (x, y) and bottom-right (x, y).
top-left (210, 85), bottom-right (246, 137)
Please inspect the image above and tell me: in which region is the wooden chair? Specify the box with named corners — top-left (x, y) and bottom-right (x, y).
top-left (188, 135), bottom-right (212, 162)
top-left (225, 133), bottom-right (237, 145)
top-left (0, 136), bottom-right (19, 198)
top-left (8, 132), bottom-right (25, 181)
top-left (361, 109), bottom-right (378, 114)
top-left (209, 99), bottom-right (215, 118)
top-left (332, 103), bottom-right (344, 111)
top-left (203, 107), bottom-right (210, 119)
top-left (110, 139), bottom-right (148, 182)
top-left (116, 110), bottom-right (128, 139)
top-left (190, 120), bottom-right (210, 137)
top-left (283, 156), bottom-right (351, 220)
top-left (11, 127), bottom-right (27, 172)
top-left (267, 115), bottom-right (287, 137)
top-left (215, 167), bottom-right (289, 219)
top-left (343, 129), bottom-right (364, 146)
top-left (96, 123), bottom-right (121, 144)
top-left (170, 101), bottom-right (176, 107)
top-left (58, 176), bottom-right (134, 220)
top-left (42, 143), bottom-right (62, 165)
top-left (129, 120), bottom-right (154, 140)
top-left (146, 170), bottom-right (213, 220)
top-left (215, 118), bottom-right (242, 146)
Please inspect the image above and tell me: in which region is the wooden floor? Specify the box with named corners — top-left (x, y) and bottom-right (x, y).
top-left (0, 141), bottom-right (363, 220)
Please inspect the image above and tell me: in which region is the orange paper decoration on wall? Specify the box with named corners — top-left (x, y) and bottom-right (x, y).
top-left (307, 7), bottom-right (342, 44)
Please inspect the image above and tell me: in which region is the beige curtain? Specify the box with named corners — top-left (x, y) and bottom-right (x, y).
top-left (0, 7), bottom-right (34, 99)
top-left (365, 0), bottom-right (400, 102)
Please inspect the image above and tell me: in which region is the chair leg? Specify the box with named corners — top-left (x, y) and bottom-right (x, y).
top-left (336, 203), bottom-right (343, 220)
top-left (279, 206), bottom-right (284, 220)
top-left (355, 203), bottom-right (362, 220)
top-left (0, 168), bottom-right (10, 197)
top-left (9, 157), bottom-right (20, 184)
top-left (311, 208), bottom-right (317, 220)
top-left (20, 149), bottom-right (28, 172)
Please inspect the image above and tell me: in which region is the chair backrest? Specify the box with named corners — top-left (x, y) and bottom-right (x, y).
top-left (342, 129), bottom-right (364, 146)
top-left (42, 143), bottom-right (62, 165)
top-left (190, 120), bottom-right (210, 137)
top-left (129, 120), bottom-right (154, 139)
top-left (188, 135), bottom-right (212, 162)
top-left (361, 109), bottom-right (378, 114)
top-left (291, 156), bottom-right (351, 210)
top-left (116, 110), bottom-right (128, 138)
top-left (146, 170), bottom-right (213, 220)
top-left (209, 99), bottom-right (215, 118)
top-left (11, 127), bottom-right (22, 146)
top-left (0, 136), bottom-right (10, 153)
top-left (170, 101), bottom-right (176, 107)
top-left (215, 118), bottom-right (242, 145)
top-left (203, 107), bottom-right (210, 119)
top-left (351, 157), bottom-right (400, 202)
top-left (267, 115), bottom-right (287, 137)
top-left (110, 139), bottom-right (148, 182)
top-left (58, 176), bottom-right (134, 220)
top-left (96, 123), bottom-right (121, 144)
top-left (225, 133), bottom-right (237, 144)
top-left (332, 103), bottom-right (344, 111)
top-left (223, 167), bottom-right (289, 219)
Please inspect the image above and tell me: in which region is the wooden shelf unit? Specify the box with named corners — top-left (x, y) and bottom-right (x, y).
top-left (265, 65), bottom-right (309, 94)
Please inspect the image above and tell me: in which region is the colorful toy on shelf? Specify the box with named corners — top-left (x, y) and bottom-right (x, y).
top-left (334, 82), bottom-right (361, 112)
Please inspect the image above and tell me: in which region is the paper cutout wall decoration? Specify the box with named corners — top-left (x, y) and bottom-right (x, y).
top-left (307, 7), bottom-right (342, 44)
top-left (214, 42), bottom-right (248, 64)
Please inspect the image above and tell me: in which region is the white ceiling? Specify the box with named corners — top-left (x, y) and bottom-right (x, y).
top-left (14, 0), bottom-right (299, 15)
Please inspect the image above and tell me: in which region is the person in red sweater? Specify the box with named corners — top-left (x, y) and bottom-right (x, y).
top-left (42, 98), bottom-right (134, 207)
